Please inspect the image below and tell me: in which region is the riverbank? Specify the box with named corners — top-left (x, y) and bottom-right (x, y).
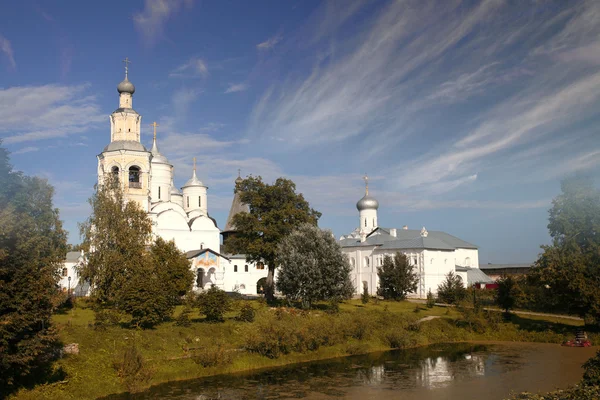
top-left (10, 299), bottom-right (597, 400)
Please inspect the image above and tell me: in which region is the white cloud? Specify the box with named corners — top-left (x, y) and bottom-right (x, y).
top-left (169, 57), bottom-right (208, 78)
top-left (257, 34), bottom-right (282, 50)
top-left (133, 0), bottom-right (192, 47)
top-left (12, 146), bottom-right (39, 155)
top-left (0, 84), bottom-right (104, 144)
top-left (0, 34), bottom-right (16, 69)
top-left (171, 87), bottom-right (202, 117)
top-left (225, 83), bottom-right (248, 94)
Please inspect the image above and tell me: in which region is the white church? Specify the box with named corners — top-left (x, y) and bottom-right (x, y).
top-left (339, 178), bottom-right (491, 298)
top-left (59, 60), bottom-right (491, 299)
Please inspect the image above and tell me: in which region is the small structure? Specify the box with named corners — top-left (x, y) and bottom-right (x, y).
top-left (479, 263), bottom-right (532, 281)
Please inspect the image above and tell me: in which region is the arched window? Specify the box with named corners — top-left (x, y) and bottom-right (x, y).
top-left (158, 187), bottom-right (161, 199)
top-left (187, 196), bottom-right (189, 208)
top-left (245, 265), bottom-right (248, 272)
top-left (234, 265), bottom-right (238, 272)
top-left (364, 219), bottom-right (367, 227)
top-left (62, 268), bottom-right (68, 277)
top-left (465, 257), bottom-right (471, 267)
top-left (350, 257), bottom-right (355, 268)
top-left (111, 166), bottom-right (119, 177)
top-left (257, 262), bottom-right (265, 270)
top-left (128, 166), bottom-right (141, 188)
top-left (197, 268), bottom-right (205, 289)
top-left (199, 196), bottom-right (201, 207)
top-left (240, 284), bottom-right (246, 290)
top-left (365, 257), bottom-right (370, 267)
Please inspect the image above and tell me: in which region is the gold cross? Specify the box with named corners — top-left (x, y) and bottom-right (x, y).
top-left (123, 57), bottom-right (131, 78)
top-left (193, 157), bottom-right (196, 171)
top-left (363, 174), bottom-right (369, 195)
top-left (150, 122), bottom-right (159, 140)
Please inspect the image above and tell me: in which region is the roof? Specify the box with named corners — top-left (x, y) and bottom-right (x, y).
top-left (65, 251), bottom-right (82, 262)
top-left (466, 267), bottom-right (495, 285)
top-left (223, 186), bottom-right (249, 232)
top-left (183, 170), bottom-right (204, 188)
top-left (339, 227), bottom-right (477, 251)
top-left (479, 263), bottom-right (533, 270)
top-left (103, 140), bottom-right (148, 153)
top-left (185, 248), bottom-right (230, 261)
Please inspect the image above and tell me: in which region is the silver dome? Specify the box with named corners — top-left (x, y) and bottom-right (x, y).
top-left (150, 138), bottom-right (170, 164)
top-left (183, 170), bottom-right (204, 188)
top-left (117, 77), bottom-right (135, 94)
top-left (356, 194), bottom-right (379, 211)
top-left (103, 140), bottom-right (147, 152)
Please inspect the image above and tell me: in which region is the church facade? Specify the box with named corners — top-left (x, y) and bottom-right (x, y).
top-left (339, 179), bottom-right (487, 298)
top-left (91, 62), bottom-right (268, 295)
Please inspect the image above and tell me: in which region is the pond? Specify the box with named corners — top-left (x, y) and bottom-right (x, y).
top-left (104, 342), bottom-right (596, 400)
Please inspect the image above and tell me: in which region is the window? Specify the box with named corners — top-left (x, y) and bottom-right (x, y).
top-left (62, 268), bottom-right (68, 277)
top-left (187, 196), bottom-right (189, 208)
top-left (199, 196), bottom-right (201, 207)
top-left (245, 265), bottom-right (248, 272)
top-left (350, 257), bottom-right (355, 268)
top-left (111, 166), bottom-right (119, 177)
top-left (465, 257), bottom-right (471, 267)
top-left (365, 257), bottom-right (370, 267)
top-left (257, 262), bottom-right (265, 270)
top-left (373, 218), bottom-right (375, 226)
top-left (197, 268), bottom-right (205, 289)
top-left (128, 166), bottom-right (141, 188)
top-left (240, 284), bottom-right (246, 290)
top-left (158, 187), bottom-right (161, 199)
top-left (364, 219), bottom-right (367, 227)
top-left (431, 258), bottom-right (434, 265)
top-left (412, 256), bottom-right (417, 266)
top-left (234, 265), bottom-right (238, 272)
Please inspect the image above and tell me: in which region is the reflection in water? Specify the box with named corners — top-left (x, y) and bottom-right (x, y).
top-left (103, 343), bottom-right (593, 400)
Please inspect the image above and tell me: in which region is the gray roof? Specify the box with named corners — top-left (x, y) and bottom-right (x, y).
top-left (339, 227), bottom-right (477, 251)
top-left (466, 267), bottom-right (494, 285)
top-left (223, 179), bottom-right (249, 232)
top-left (185, 248), bottom-right (230, 261)
top-left (65, 251), bottom-right (82, 262)
top-left (150, 138), bottom-right (170, 164)
top-left (183, 170), bottom-right (204, 188)
top-left (479, 263), bottom-right (532, 270)
top-left (103, 140), bottom-right (148, 153)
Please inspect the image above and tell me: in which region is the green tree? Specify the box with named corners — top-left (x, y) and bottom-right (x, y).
top-left (495, 275), bottom-right (518, 313)
top-left (223, 176), bottom-right (321, 302)
top-left (531, 176), bottom-right (600, 323)
top-left (376, 252), bottom-right (419, 301)
top-left (79, 176), bottom-right (193, 327)
top-left (79, 174), bottom-right (152, 305)
top-left (437, 271), bottom-right (467, 305)
top-left (196, 285), bottom-right (232, 322)
top-left (0, 142), bottom-right (67, 396)
top-left (275, 224), bottom-right (353, 309)
top-left (361, 281), bottom-right (370, 305)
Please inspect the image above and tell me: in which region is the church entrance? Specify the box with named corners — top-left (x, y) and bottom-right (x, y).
top-left (257, 277), bottom-right (267, 295)
top-left (196, 268), bottom-right (205, 289)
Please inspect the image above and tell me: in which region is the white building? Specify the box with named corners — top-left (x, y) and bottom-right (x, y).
top-left (339, 179), bottom-right (489, 298)
top-left (84, 61), bottom-right (267, 295)
top-left (59, 251), bottom-right (89, 296)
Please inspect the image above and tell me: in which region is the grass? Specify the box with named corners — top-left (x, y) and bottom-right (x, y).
top-left (10, 298), bottom-right (595, 400)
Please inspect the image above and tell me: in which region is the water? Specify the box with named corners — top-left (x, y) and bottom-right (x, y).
top-left (104, 342), bottom-right (596, 400)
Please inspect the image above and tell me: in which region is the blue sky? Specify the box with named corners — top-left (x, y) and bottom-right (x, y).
top-left (1, 0), bottom-right (599, 264)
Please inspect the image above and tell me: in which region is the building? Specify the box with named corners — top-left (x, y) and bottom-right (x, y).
top-left (339, 177), bottom-right (487, 298)
top-left (479, 263), bottom-right (533, 281)
top-left (89, 60), bottom-right (267, 295)
top-left (59, 251), bottom-right (89, 296)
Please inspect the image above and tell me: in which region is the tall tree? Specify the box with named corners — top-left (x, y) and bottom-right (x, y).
top-left (377, 252), bottom-right (419, 301)
top-left (79, 174), bottom-right (152, 305)
top-left (436, 271), bottom-right (467, 305)
top-left (531, 176), bottom-right (600, 323)
top-left (276, 224), bottom-right (354, 309)
top-left (223, 176), bottom-right (321, 302)
top-left (0, 141), bottom-right (67, 396)
top-left (495, 275), bottom-right (518, 313)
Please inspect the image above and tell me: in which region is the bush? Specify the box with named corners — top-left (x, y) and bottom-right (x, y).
top-left (190, 342), bottom-right (233, 368)
top-left (496, 275), bottom-right (519, 313)
top-left (426, 289), bottom-right (436, 308)
top-left (236, 302), bottom-right (256, 322)
top-left (456, 301), bottom-right (488, 333)
top-left (113, 344), bottom-right (153, 393)
top-left (582, 351), bottom-right (600, 386)
top-left (381, 329), bottom-right (416, 349)
top-left (93, 308), bottom-right (121, 330)
top-left (196, 285), bottom-right (232, 322)
top-left (175, 307), bottom-right (193, 327)
top-left (361, 282), bottom-right (369, 305)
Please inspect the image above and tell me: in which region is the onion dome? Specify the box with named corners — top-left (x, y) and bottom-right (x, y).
top-left (183, 169), bottom-right (203, 188)
top-left (150, 137), bottom-right (169, 164)
top-left (170, 177), bottom-right (181, 195)
top-left (356, 194), bottom-right (379, 211)
top-left (117, 77), bottom-right (135, 95)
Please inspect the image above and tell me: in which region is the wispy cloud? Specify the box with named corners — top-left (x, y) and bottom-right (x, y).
top-left (169, 57), bottom-right (208, 78)
top-left (133, 0), bottom-right (193, 47)
top-left (224, 83), bottom-right (248, 94)
top-left (257, 34), bottom-right (282, 50)
top-left (12, 146), bottom-right (39, 155)
top-left (0, 34), bottom-right (16, 69)
top-left (0, 85), bottom-right (104, 144)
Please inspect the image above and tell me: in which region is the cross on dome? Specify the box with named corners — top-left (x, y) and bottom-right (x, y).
top-left (123, 57), bottom-right (131, 79)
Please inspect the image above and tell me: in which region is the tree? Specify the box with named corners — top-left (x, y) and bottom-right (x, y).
top-left (531, 176), bottom-right (600, 323)
top-left (437, 271), bottom-right (467, 305)
top-left (376, 252), bottom-right (419, 301)
top-left (223, 176), bottom-right (321, 302)
top-left (79, 175), bottom-right (193, 327)
top-left (275, 224), bottom-right (353, 309)
top-left (0, 141), bottom-right (67, 396)
top-left (495, 275), bottom-right (518, 313)
top-left (79, 174), bottom-right (152, 305)
top-left (361, 282), bottom-right (370, 305)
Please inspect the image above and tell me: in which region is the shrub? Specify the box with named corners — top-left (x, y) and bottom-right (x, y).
top-left (113, 344), bottom-right (153, 393)
top-left (426, 289), bottom-right (436, 308)
top-left (582, 351), bottom-right (600, 387)
top-left (93, 308), bottom-right (121, 330)
top-left (361, 282), bottom-right (369, 305)
top-left (191, 342), bottom-right (233, 368)
top-left (345, 342), bottom-right (369, 355)
top-left (456, 301), bottom-right (488, 333)
top-left (236, 302), bottom-right (256, 322)
top-left (496, 275), bottom-right (519, 313)
top-left (381, 329), bottom-right (416, 349)
top-left (196, 285), bottom-right (232, 322)
top-left (175, 307), bottom-right (193, 327)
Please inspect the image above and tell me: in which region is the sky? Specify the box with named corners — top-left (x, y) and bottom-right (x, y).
top-left (1, 0), bottom-right (599, 264)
